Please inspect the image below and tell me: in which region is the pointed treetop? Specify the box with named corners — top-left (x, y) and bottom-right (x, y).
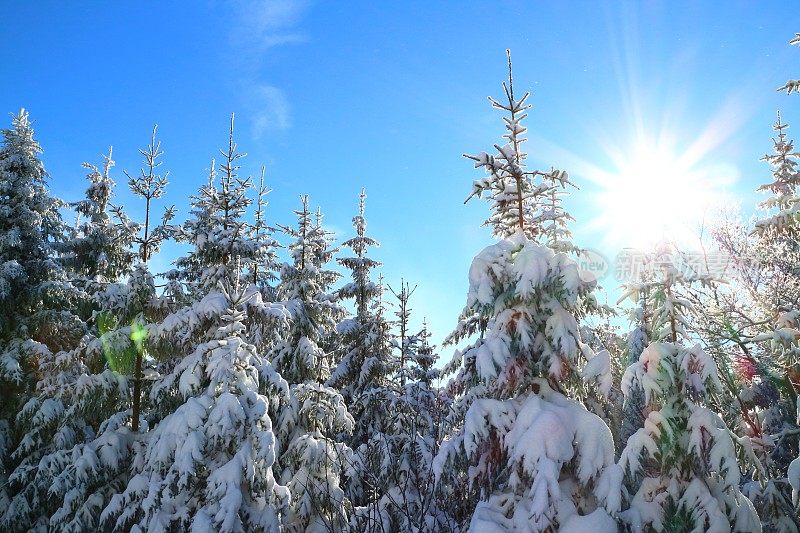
top-left (208, 158), bottom-right (216, 186)
top-left (253, 164), bottom-right (272, 229)
top-left (125, 125), bottom-right (168, 200)
top-left (3, 108), bottom-right (41, 153)
top-left (102, 146), bottom-right (114, 177)
top-left (219, 113), bottom-right (246, 188)
top-left (12, 107), bottom-right (30, 129)
top-left (465, 50), bottom-right (569, 240)
top-left (258, 165), bottom-right (268, 196)
top-left (506, 49), bottom-right (513, 98)
top-left (299, 194), bottom-right (310, 216)
top-left (229, 112), bottom-right (235, 153)
top-left (755, 110), bottom-right (800, 219)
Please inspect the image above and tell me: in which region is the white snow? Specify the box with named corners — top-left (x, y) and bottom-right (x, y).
top-left (581, 349), bottom-right (612, 398)
top-left (789, 455), bottom-right (800, 506)
top-left (559, 509), bottom-right (618, 533)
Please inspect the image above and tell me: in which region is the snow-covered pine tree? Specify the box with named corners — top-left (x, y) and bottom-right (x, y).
top-left (413, 320), bottom-right (440, 392)
top-left (2, 331), bottom-right (133, 532)
top-left (778, 33), bottom-right (800, 95)
top-left (364, 281), bottom-right (452, 531)
top-left (316, 190), bottom-right (401, 530)
top-left (700, 112), bottom-right (800, 530)
top-left (327, 189), bottom-right (396, 449)
top-left (271, 195), bottom-right (355, 532)
top-left (97, 174), bottom-right (289, 531)
top-left (617, 260), bottom-right (762, 532)
top-left (1, 140), bottom-right (150, 531)
top-left (277, 382), bottom-right (354, 532)
top-left (116, 125), bottom-right (175, 433)
top-left (164, 115), bottom-right (286, 359)
top-left (391, 280), bottom-right (417, 390)
top-left (340, 274), bottom-right (405, 530)
top-left (754, 112), bottom-right (800, 233)
top-left (171, 115), bottom-right (255, 295)
top-left (462, 57), bottom-right (566, 244)
top-left (0, 109), bottom-right (85, 404)
top-left (101, 271), bottom-right (289, 532)
top-left (248, 166), bottom-right (280, 297)
top-left (61, 147), bottom-right (136, 290)
top-left (0, 110), bottom-right (93, 528)
top-left (617, 268), bottom-right (654, 457)
top-left (272, 196), bottom-right (343, 386)
top-left (433, 53), bottom-right (621, 532)
top-left (162, 159), bottom-right (217, 306)
top-left (540, 167), bottom-right (580, 254)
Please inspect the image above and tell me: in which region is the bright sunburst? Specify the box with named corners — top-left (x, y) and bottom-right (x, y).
top-left (594, 138), bottom-right (732, 249)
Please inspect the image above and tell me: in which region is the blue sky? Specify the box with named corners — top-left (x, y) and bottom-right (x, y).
top-left (1, 1), bottom-right (798, 347)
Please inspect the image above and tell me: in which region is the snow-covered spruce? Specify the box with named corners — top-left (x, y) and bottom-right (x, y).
top-left (247, 166), bottom-right (280, 295)
top-left (343, 275), bottom-right (405, 529)
top-left (164, 117), bottom-right (285, 355)
top-left (3, 344), bottom-right (131, 532)
top-left (272, 196), bottom-right (344, 386)
top-left (170, 115), bottom-right (260, 298)
top-left (327, 190), bottom-right (396, 449)
top-left (435, 233), bottom-right (620, 531)
top-left (0, 110), bottom-right (91, 528)
top-left (0, 109), bottom-right (85, 389)
top-left (463, 55), bottom-right (570, 243)
top-left (355, 284), bottom-right (453, 532)
top-left (277, 382), bottom-right (355, 532)
top-left (270, 195), bottom-right (356, 531)
top-left (60, 147), bottom-right (136, 289)
top-left (618, 342), bottom-right (762, 531)
top-left (113, 124), bottom-right (177, 435)
top-left (617, 261), bottom-right (759, 531)
top-left (434, 53), bottom-right (618, 532)
top-left (754, 112), bottom-right (800, 233)
top-left (102, 281), bottom-right (289, 532)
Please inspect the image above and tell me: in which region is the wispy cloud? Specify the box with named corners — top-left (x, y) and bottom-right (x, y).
top-left (229, 0), bottom-right (311, 135)
top-left (247, 84), bottom-right (291, 137)
top-left (232, 0), bottom-right (310, 53)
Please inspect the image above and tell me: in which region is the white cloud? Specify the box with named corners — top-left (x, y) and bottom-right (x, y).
top-left (229, 0), bottom-right (311, 135)
top-left (247, 84), bottom-right (291, 136)
top-left (232, 0), bottom-right (310, 52)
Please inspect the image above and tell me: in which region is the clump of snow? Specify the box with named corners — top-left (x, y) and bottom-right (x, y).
top-left (581, 349), bottom-right (612, 398)
top-left (452, 380), bottom-right (620, 532)
top-left (559, 508), bottom-right (618, 533)
top-left (789, 455), bottom-right (800, 506)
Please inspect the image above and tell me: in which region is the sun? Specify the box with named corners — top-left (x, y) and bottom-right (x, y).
top-left (591, 138), bottom-right (733, 249)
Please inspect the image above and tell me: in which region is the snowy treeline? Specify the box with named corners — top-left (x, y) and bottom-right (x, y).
top-left (1, 40), bottom-right (800, 532)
